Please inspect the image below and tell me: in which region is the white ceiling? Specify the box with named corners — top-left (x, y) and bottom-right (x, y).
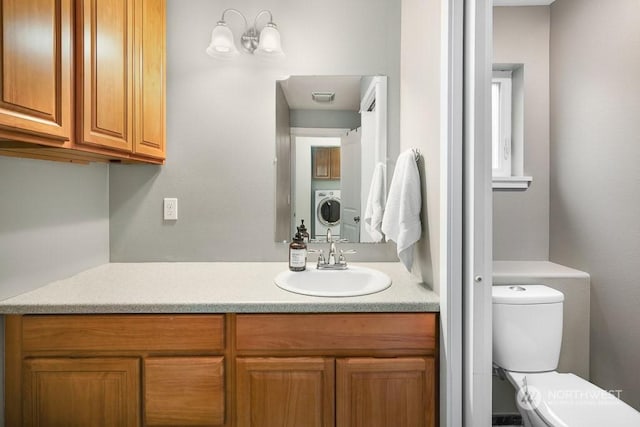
top-left (493, 0), bottom-right (555, 5)
top-left (278, 76), bottom-right (362, 111)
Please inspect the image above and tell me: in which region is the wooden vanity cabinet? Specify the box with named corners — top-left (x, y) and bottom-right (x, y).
top-left (336, 357), bottom-right (436, 427)
top-left (235, 313), bottom-right (438, 427)
top-left (5, 312), bottom-right (437, 427)
top-left (5, 315), bottom-right (226, 427)
top-left (0, 0), bottom-right (166, 164)
top-left (145, 356), bottom-right (225, 426)
top-left (236, 357), bottom-right (335, 427)
top-left (23, 357), bottom-right (141, 426)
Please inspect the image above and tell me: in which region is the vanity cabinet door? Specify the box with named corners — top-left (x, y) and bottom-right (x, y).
top-left (144, 356), bottom-right (225, 426)
top-left (23, 357), bottom-right (140, 427)
top-left (336, 357), bottom-right (436, 427)
top-left (236, 357), bottom-right (335, 427)
top-left (0, 0), bottom-right (73, 145)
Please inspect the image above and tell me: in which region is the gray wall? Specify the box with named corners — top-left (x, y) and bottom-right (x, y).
top-left (401, 0), bottom-right (441, 292)
top-left (274, 82), bottom-right (291, 242)
top-left (0, 158), bottom-right (109, 299)
top-left (400, 0), bottom-right (443, 420)
top-left (549, 0), bottom-right (640, 410)
top-left (492, 7), bottom-right (550, 260)
top-left (109, 0), bottom-right (401, 262)
top-left (289, 110), bottom-right (361, 129)
top-left (0, 157), bottom-right (109, 426)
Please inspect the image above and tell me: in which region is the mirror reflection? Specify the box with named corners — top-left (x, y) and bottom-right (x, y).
top-left (274, 75), bottom-right (387, 243)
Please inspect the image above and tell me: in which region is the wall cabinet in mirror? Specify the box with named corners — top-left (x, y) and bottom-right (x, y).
top-left (313, 147), bottom-right (341, 180)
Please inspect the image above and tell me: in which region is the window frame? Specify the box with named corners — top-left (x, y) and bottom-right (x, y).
top-left (491, 67), bottom-right (532, 190)
top-left (492, 70), bottom-right (512, 178)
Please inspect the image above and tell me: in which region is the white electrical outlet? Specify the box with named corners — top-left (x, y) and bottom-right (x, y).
top-left (163, 198), bottom-right (178, 220)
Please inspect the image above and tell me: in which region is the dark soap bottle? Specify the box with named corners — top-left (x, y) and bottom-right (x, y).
top-left (298, 219), bottom-right (310, 243)
top-left (289, 229), bottom-right (307, 271)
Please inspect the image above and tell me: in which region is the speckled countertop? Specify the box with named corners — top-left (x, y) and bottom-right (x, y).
top-left (0, 262), bottom-right (440, 314)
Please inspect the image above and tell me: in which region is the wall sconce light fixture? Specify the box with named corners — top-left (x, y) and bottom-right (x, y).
top-left (206, 9), bottom-right (284, 59)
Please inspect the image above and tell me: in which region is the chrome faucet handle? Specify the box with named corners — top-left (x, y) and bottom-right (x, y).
top-left (310, 249), bottom-right (325, 267)
top-left (337, 249), bottom-right (356, 265)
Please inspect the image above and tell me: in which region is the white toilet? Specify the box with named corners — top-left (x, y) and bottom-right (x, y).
top-left (493, 284), bottom-right (640, 426)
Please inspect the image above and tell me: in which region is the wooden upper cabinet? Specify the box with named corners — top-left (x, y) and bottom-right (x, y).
top-left (0, 0), bottom-right (165, 163)
top-left (77, 0), bottom-right (134, 152)
top-left (0, 0), bottom-right (73, 144)
top-left (330, 147), bottom-right (340, 179)
top-left (133, 0), bottom-right (165, 159)
top-left (313, 147), bottom-right (340, 180)
top-left (313, 148), bottom-right (331, 179)
top-left (66, 0), bottom-right (166, 160)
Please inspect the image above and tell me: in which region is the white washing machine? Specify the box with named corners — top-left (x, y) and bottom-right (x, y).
top-left (314, 190), bottom-right (341, 239)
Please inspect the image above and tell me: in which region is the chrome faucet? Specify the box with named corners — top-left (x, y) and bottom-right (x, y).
top-left (327, 229), bottom-right (337, 265)
top-left (315, 229), bottom-right (354, 270)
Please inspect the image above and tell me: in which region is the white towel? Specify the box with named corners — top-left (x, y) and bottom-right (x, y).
top-left (381, 149), bottom-right (421, 271)
top-left (364, 162), bottom-right (386, 242)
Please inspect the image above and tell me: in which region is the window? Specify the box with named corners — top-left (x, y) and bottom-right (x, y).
top-left (492, 71), bottom-right (512, 177)
top-left (491, 67), bottom-right (532, 190)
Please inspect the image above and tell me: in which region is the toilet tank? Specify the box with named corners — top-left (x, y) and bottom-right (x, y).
top-left (493, 285), bottom-right (564, 372)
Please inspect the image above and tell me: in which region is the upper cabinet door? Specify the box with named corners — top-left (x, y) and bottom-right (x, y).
top-left (78, 0), bottom-right (134, 152)
top-left (0, 0), bottom-right (72, 144)
top-left (133, 0), bottom-right (165, 159)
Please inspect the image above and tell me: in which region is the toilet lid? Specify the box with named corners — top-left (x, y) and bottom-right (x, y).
top-left (524, 372), bottom-right (640, 426)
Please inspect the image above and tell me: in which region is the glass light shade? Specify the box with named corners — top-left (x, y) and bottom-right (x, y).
top-left (206, 22), bottom-right (238, 58)
top-left (255, 23), bottom-right (284, 57)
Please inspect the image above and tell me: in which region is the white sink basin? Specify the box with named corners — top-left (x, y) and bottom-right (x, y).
top-left (274, 266), bottom-right (391, 297)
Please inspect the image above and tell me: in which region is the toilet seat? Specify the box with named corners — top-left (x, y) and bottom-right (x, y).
top-left (506, 371), bottom-right (640, 427)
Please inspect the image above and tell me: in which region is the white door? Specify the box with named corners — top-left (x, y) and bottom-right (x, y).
top-left (359, 111), bottom-right (376, 242)
top-left (359, 77), bottom-right (387, 242)
top-left (463, 0), bottom-right (493, 425)
top-left (340, 128), bottom-right (361, 242)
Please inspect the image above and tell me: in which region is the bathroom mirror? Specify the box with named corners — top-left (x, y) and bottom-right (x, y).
top-left (274, 75), bottom-right (388, 243)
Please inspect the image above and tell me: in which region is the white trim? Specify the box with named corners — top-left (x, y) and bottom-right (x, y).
top-left (463, 0), bottom-right (493, 425)
top-left (441, 0), bottom-right (464, 425)
top-left (359, 76), bottom-right (388, 169)
top-left (493, 0), bottom-right (555, 6)
top-left (492, 175), bottom-right (532, 189)
top-left (290, 127), bottom-right (349, 137)
top-left (491, 72), bottom-right (512, 177)
top-left (360, 79), bottom-right (377, 113)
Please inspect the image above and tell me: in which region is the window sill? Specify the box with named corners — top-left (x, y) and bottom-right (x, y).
top-left (492, 176), bottom-right (532, 190)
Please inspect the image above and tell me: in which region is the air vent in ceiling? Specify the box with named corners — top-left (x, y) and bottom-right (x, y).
top-left (311, 92), bottom-right (335, 103)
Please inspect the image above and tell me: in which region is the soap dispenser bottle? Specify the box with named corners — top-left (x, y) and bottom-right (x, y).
top-left (298, 220), bottom-right (310, 243)
top-left (289, 228), bottom-right (307, 271)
